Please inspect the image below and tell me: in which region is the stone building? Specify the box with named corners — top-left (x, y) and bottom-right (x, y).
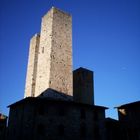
top-left (7, 89), bottom-right (107, 140)
top-left (7, 7), bottom-right (108, 140)
top-left (116, 101), bottom-right (140, 140)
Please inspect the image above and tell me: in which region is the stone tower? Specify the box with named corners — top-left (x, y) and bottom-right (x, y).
top-left (73, 67), bottom-right (94, 105)
top-left (24, 7), bottom-right (72, 97)
top-left (24, 34), bottom-right (40, 97)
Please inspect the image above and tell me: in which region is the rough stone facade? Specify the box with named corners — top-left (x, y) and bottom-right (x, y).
top-left (73, 67), bottom-right (94, 105)
top-left (7, 97), bottom-right (107, 140)
top-left (33, 7), bottom-right (72, 97)
top-left (24, 34), bottom-right (40, 97)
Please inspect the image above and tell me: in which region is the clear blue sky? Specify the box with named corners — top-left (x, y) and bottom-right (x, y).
top-left (0, 0), bottom-right (140, 119)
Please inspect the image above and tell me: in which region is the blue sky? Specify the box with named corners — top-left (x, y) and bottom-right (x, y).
top-left (0, 0), bottom-right (140, 119)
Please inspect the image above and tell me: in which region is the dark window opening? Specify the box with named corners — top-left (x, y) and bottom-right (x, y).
top-left (42, 47), bottom-right (44, 53)
top-left (80, 124), bottom-right (86, 137)
top-left (58, 124), bottom-right (64, 136)
top-left (81, 109), bottom-right (86, 119)
top-left (31, 93), bottom-right (35, 97)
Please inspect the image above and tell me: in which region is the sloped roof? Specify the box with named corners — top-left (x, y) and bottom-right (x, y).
top-left (73, 67), bottom-right (93, 73)
top-left (8, 88), bottom-right (108, 109)
top-left (115, 100), bottom-right (140, 109)
top-left (38, 88), bottom-right (73, 101)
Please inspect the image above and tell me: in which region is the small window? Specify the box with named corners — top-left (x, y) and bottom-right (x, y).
top-left (42, 47), bottom-right (44, 53)
top-left (58, 124), bottom-right (64, 136)
top-left (31, 93), bottom-right (35, 97)
top-left (81, 109), bottom-right (86, 119)
top-left (80, 123), bottom-right (86, 137)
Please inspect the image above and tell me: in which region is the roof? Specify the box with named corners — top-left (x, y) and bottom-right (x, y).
top-left (73, 67), bottom-right (93, 73)
top-left (115, 101), bottom-right (140, 109)
top-left (105, 117), bottom-right (118, 122)
top-left (8, 97), bottom-right (108, 109)
top-left (8, 89), bottom-right (108, 110)
top-left (39, 88), bottom-right (73, 101)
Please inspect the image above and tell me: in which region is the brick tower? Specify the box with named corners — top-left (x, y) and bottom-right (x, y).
top-left (24, 7), bottom-right (72, 97)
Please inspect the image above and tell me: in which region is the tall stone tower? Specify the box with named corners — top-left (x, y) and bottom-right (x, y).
top-left (24, 7), bottom-right (72, 97)
top-left (24, 34), bottom-right (40, 97)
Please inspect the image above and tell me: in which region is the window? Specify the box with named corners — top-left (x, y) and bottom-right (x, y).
top-left (80, 123), bottom-right (86, 137)
top-left (31, 93), bottom-right (35, 97)
top-left (42, 47), bottom-right (44, 53)
top-left (81, 109), bottom-right (86, 119)
top-left (58, 124), bottom-right (64, 136)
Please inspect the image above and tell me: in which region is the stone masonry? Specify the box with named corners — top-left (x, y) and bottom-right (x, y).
top-left (24, 34), bottom-right (40, 97)
top-left (25, 7), bottom-right (73, 97)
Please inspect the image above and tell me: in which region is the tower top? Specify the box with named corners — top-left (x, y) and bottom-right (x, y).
top-left (50, 6), bottom-right (71, 15)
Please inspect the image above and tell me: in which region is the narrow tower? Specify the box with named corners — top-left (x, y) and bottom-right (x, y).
top-left (73, 67), bottom-right (94, 105)
top-left (34, 7), bottom-right (72, 96)
top-left (24, 34), bottom-right (40, 97)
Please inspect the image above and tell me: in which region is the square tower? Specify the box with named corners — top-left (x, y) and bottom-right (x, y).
top-left (73, 67), bottom-right (94, 105)
top-left (24, 34), bottom-right (40, 97)
top-left (34, 7), bottom-right (72, 96)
